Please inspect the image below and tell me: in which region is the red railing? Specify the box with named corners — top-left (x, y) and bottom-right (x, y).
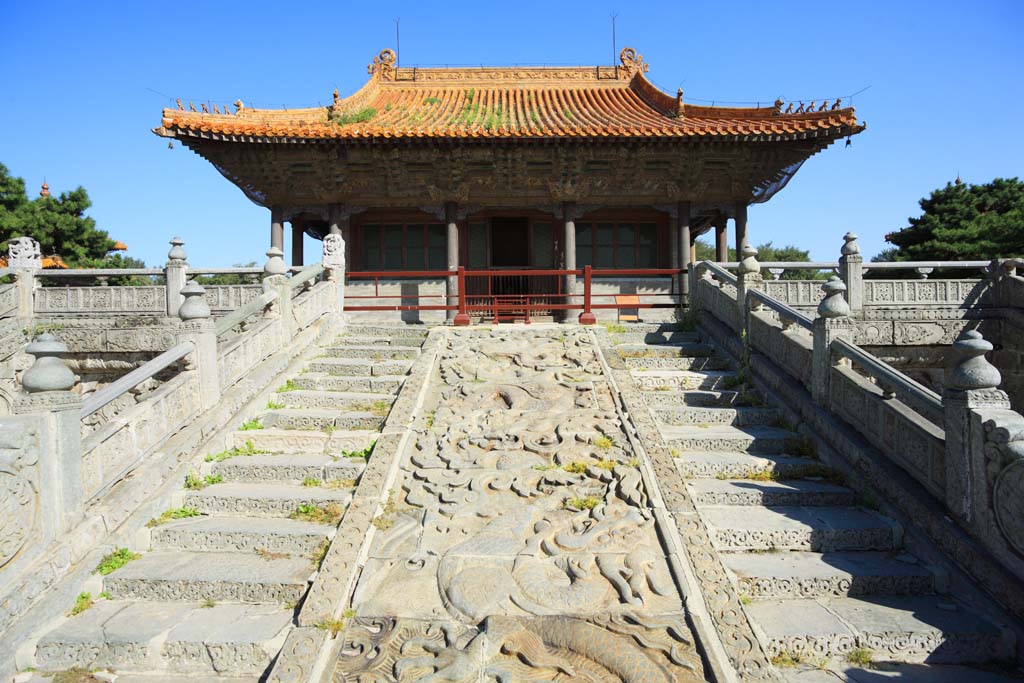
top-left (345, 267), bottom-right (684, 324)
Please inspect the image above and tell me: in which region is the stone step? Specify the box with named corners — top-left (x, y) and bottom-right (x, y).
top-left (687, 478), bottom-right (854, 507)
top-left (663, 424), bottom-right (796, 454)
top-left (102, 551), bottom-right (313, 604)
top-left (617, 342), bottom-right (717, 359)
top-left (182, 482), bottom-right (352, 518)
top-left (797, 663), bottom-right (1023, 683)
top-left (625, 355), bottom-right (731, 371)
top-left (292, 373), bottom-right (405, 394)
top-left (703, 505), bottom-right (901, 551)
top-left (321, 344), bottom-right (421, 360)
top-left (642, 389), bottom-right (742, 407)
top-left (210, 453), bottom-right (364, 483)
top-left (674, 451), bottom-right (822, 480)
top-left (231, 427), bottom-right (377, 456)
top-left (34, 601), bottom-right (291, 675)
top-left (610, 330), bottom-right (700, 345)
top-left (149, 515), bottom-right (332, 554)
top-left (631, 369), bottom-right (738, 391)
top-left (724, 551), bottom-right (937, 599)
top-left (305, 357), bottom-right (412, 376)
top-left (341, 324), bottom-right (430, 338)
top-left (276, 389), bottom-right (396, 411)
top-left (261, 408), bottom-right (384, 431)
top-left (330, 334), bottom-right (425, 347)
top-left (605, 322), bottom-right (690, 334)
top-left (655, 405), bottom-right (779, 427)
top-left (747, 596), bottom-right (1013, 664)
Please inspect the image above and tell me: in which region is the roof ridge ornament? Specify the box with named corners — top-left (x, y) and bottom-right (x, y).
top-left (369, 48), bottom-right (397, 81)
top-left (619, 47), bottom-right (648, 77)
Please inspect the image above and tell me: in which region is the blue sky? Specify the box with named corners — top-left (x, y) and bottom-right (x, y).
top-left (2, 0), bottom-right (1021, 267)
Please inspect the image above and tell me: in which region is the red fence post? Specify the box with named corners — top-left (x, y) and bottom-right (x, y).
top-left (453, 266), bottom-right (470, 326)
top-left (579, 265), bottom-right (596, 325)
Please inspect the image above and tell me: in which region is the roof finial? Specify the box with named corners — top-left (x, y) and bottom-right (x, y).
top-left (954, 173), bottom-right (963, 186)
top-left (619, 47), bottom-right (648, 76)
top-left (368, 49), bottom-right (397, 80)
top-left (39, 180), bottom-right (50, 198)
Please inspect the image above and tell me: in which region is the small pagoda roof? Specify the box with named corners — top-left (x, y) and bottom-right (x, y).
top-left (156, 48), bottom-right (864, 143)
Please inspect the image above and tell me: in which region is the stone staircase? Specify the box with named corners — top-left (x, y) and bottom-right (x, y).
top-left (21, 324), bottom-right (428, 682)
top-left (615, 322), bottom-right (1018, 682)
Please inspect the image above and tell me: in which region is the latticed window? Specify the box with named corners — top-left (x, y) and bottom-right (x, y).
top-left (576, 221), bottom-right (657, 269)
top-left (361, 223), bottom-right (446, 270)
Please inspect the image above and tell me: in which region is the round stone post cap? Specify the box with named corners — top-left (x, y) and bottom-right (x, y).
top-left (167, 236), bottom-right (187, 262)
top-left (738, 245), bottom-right (760, 276)
top-left (841, 232), bottom-right (860, 256)
top-left (22, 332), bottom-right (76, 392)
top-left (948, 329), bottom-right (1002, 390)
top-left (264, 247), bottom-right (288, 276)
top-left (818, 275), bottom-right (851, 318)
top-left (178, 280), bottom-right (211, 320)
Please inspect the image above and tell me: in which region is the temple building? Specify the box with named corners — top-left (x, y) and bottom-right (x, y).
top-left (155, 47), bottom-right (863, 318)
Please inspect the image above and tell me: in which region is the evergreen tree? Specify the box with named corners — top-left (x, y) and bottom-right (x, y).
top-left (694, 240), bottom-right (824, 279)
top-left (0, 163), bottom-right (136, 267)
top-left (881, 177), bottom-right (1024, 261)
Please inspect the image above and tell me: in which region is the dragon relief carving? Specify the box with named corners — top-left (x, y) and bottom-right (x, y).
top-left (0, 420), bottom-right (40, 569)
top-left (984, 412), bottom-right (1024, 556)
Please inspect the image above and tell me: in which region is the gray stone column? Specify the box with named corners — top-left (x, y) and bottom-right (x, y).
top-left (291, 219), bottom-right (304, 268)
top-left (445, 202), bottom-right (459, 322)
top-left (6, 237), bottom-right (42, 322)
top-left (735, 245), bottom-right (763, 337)
top-left (328, 205), bottom-right (355, 286)
top-left (735, 203), bottom-right (749, 252)
top-left (811, 276), bottom-right (854, 403)
top-left (270, 207), bottom-right (285, 252)
top-left (678, 201), bottom-right (692, 312)
top-left (838, 232), bottom-right (863, 313)
top-left (323, 233), bottom-right (346, 314)
top-left (714, 216), bottom-right (728, 262)
top-left (177, 281), bottom-right (220, 411)
top-left (165, 236), bottom-right (187, 317)
top-left (943, 330), bottom-right (1008, 524)
top-left (14, 333), bottom-right (83, 532)
top-left (563, 202), bottom-right (577, 321)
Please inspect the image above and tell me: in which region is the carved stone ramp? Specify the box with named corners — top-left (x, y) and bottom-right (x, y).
top-left (266, 326), bottom-right (714, 682)
top-left (604, 323), bottom-right (1017, 681)
top-left (19, 324), bottom-right (428, 682)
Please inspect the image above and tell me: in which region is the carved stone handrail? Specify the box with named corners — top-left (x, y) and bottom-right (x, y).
top-left (80, 340), bottom-right (195, 419)
top-left (697, 261), bottom-right (738, 286)
top-left (288, 262), bottom-right (325, 290)
top-left (831, 337), bottom-right (944, 422)
top-left (215, 289), bottom-right (278, 335)
top-left (862, 261), bottom-right (991, 271)
top-left (747, 289), bottom-right (814, 331)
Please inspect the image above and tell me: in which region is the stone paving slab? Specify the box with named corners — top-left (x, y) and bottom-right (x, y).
top-left (102, 551), bottom-right (313, 604)
top-left (261, 407), bottom-right (384, 431)
top-left (322, 344), bottom-right (421, 359)
top-left (688, 478), bottom-right (854, 507)
top-left (631, 368), bottom-right (736, 391)
top-left (341, 324), bottom-right (430, 338)
top-left (674, 450), bottom-right (821, 479)
top-left (292, 372), bottom-right (405, 394)
top-left (306, 357), bottom-right (412, 376)
top-left (277, 389), bottom-right (396, 410)
top-left (656, 405), bottom-right (780, 426)
top-left (838, 662), bottom-right (1022, 682)
top-left (723, 551), bottom-right (935, 599)
top-left (150, 516), bottom-right (332, 554)
top-left (331, 334), bottom-right (427, 347)
top-left (625, 355), bottom-right (731, 371)
top-left (702, 505), bottom-right (900, 551)
top-left (182, 482), bottom-right (352, 517)
top-left (231, 427), bottom-right (377, 456)
top-left (642, 388), bottom-right (740, 407)
top-left (617, 342), bottom-right (717, 358)
top-left (163, 603), bottom-right (291, 674)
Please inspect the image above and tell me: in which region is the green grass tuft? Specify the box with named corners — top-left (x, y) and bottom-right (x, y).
top-left (562, 462), bottom-right (589, 474)
top-left (146, 506), bottom-right (202, 527)
top-left (593, 436), bottom-right (614, 451)
top-left (266, 400), bottom-right (285, 410)
top-left (330, 107), bottom-right (377, 126)
top-left (239, 418), bottom-right (263, 431)
top-left (341, 441), bottom-right (375, 459)
top-left (565, 496), bottom-right (600, 510)
top-left (205, 439), bottom-right (266, 462)
top-left (96, 548), bottom-right (141, 575)
top-left (276, 379), bottom-right (301, 393)
top-left (846, 648), bottom-right (874, 667)
top-left (290, 502), bottom-right (344, 525)
top-left (68, 592), bottom-right (93, 616)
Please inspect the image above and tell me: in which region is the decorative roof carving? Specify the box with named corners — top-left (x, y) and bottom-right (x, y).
top-left (368, 48), bottom-right (397, 81)
top-left (619, 47), bottom-right (649, 76)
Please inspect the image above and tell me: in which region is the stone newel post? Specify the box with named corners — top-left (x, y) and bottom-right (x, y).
top-left (177, 281), bottom-right (220, 410)
top-left (7, 236), bottom-right (41, 321)
top-left (838, 232), bottom-right (863, 313)
top-left (263, 247), bottom-right (293, 338)
top-left (14, 333), bottom-right (83, 533)
top-left (735, 244), bottom-right (763, 321)
top-left (812, 276), bottom-right (854, 403)
top-left (942, 330), bottom-right (1009, 523)
top-left (323, 233), bottom-right (346, 313)
top-left (165, 236), bottom-right (188, 317)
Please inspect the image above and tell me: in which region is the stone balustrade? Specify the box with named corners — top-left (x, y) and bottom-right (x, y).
top-left (691, 249), bottom-right (1024, 589)
top-left (0, 239), bottom-right (345, 640)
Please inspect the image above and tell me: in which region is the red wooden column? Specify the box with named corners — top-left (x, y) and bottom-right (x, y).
top-left (578, 265), bottom-right (596, 324)
top-left (291, 218), bottom-right (304, 267)
top-left (453, 266), bottom-right (470, 326)
top-left (715, 214), bottom-right (728, 262)
top-left (446, 202), bottom-right (460, 323)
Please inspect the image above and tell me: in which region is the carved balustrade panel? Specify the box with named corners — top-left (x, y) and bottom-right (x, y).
top-left (34, 286), bottom-right (167, 315)
top-left (217, 318), bottom-right (280, 390)
top-left (0, 415), bottom-right (45, 577)
top-left (863, 279), bottom-right (991, 308)
top-left (696, 278), bottom-right (740, 333)
top-left (762, 280), bottom-right (825, 308)
top-left (292, 280), bottom-right (331, 329)
top-left (202, 285), bottom-right (262, 312)
top-left (80, 372), bottom-right (199, 500)
top-left (747, 309), bottom-right (813, 388)
top-left (0, 285), bottom-right (15, 317)
top-left (830, 366), bottom-right (946, 498)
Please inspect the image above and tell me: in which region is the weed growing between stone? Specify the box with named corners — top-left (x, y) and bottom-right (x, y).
top-left (68, 592), bottom-right (93, 616)
top-left (309, 539), bottom-right (330, 568)
top-left (341, 441), bottom-right (375, 459)
top-left (184, 471), bottom-right (222, 490)
top-left (201, 598), bottom-right (216, 608)
top-left (277, 379), bottom-right (301, 392)
top-left (594, 436), bottom-right (614, 451)
top-left (562, 462), bottom-right (588, 474)
top-left (146, 507), bottom-right (202, 527)
top-left (51, 669), bottom-right (106, 683)
top-left (266, 400), bottom-right (285, 410)
top-left (204, 440), bottom-right (266, 462)
top-left (302, 477), bottom-right (322, 487)
top-left (255, 548), bottom-right (288, 561)
top-left (316, 617), bottom-right (348, 635)
top-left (787, 435), bottom-right (818, 458)
top-left (240, 418), bottom-right (263, 431)
top-left (96, 548), bottom-right (141, 575)
top-left (564, 496), bottom-right (601, 511)
top-left (846, 648), bottom-right (874, 667)
top-left (604, 323), bottom-right (627, 334)
top-left (290, 503), bottom-right (345, 525)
